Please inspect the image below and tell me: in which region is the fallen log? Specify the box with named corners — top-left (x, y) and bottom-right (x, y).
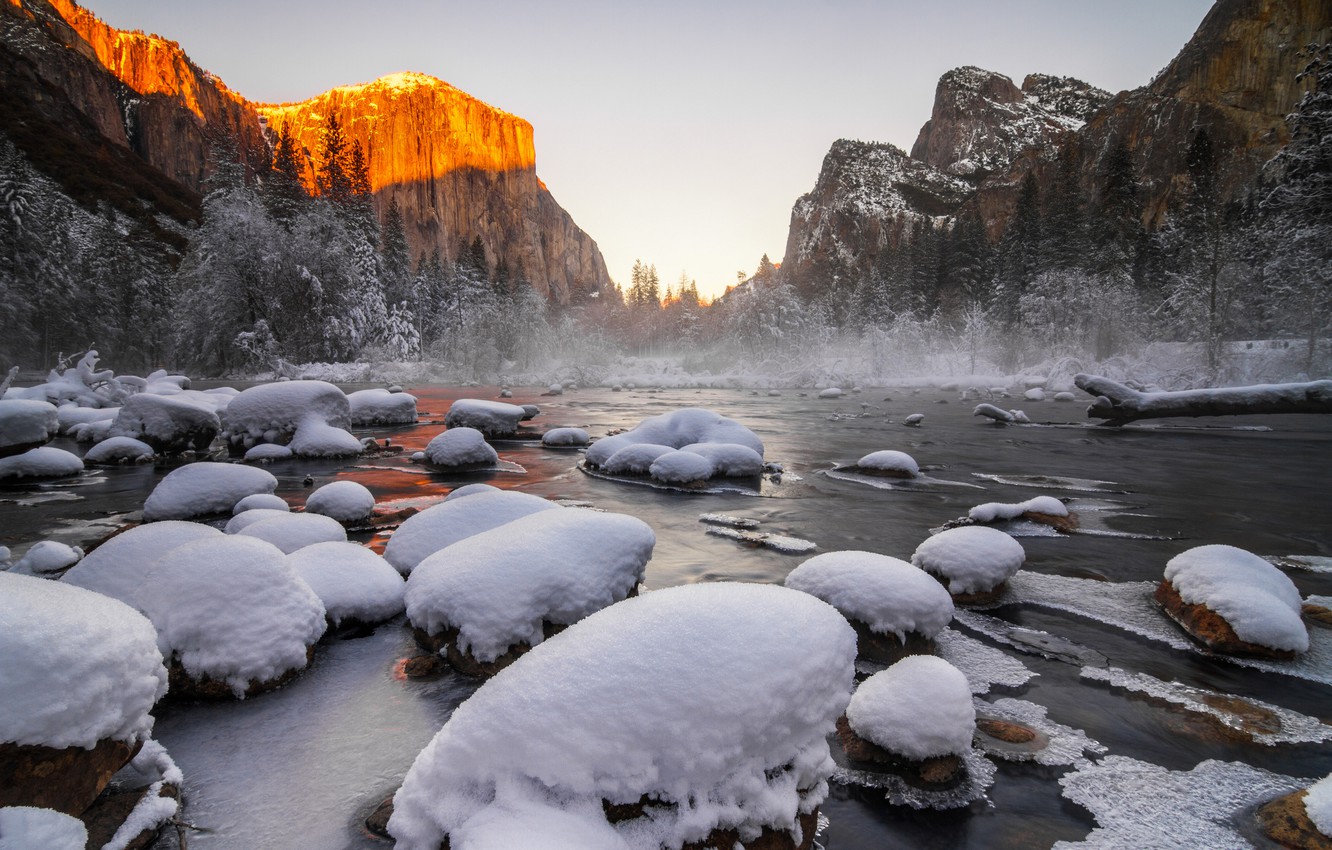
top-left (1074, 374), bottom-right (1332, 426)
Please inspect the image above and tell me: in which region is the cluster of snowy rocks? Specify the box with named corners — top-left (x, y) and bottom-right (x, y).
top-left (583, 408), bottom-right (766, 487)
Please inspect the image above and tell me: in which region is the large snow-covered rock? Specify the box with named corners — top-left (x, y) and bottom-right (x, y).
top-left (288, 413), bottom-right (363, 458)
top-left (600, 443), bottom-right (673, 475)
top-left (232, 512), bottom-right (348, 554)
top-left (1157, 544), bottom-right (1308, 657)
top-left (383, 490), bottom-right (558, 575)
top-left (423, 427), bottom-right (498, 469)
top-left (54, 405), bottom-right (117, 436)
top-left (968, 495), bottom-right (1070, 524)
top-left (141, 463), bottom-right (278, 521)
top-left (62, 522), bottom-right (222, 607)
top-left (135, 535), bottom-right (326, 698)
top-left (347, 388), bottom-right (418, 426)
top-left (852, 450), bottom-right (919, 478)
top-left (82, 436), bottom-right (155, 465)
top-left (304, 480), bottom-right (375, 523)
top-left (678, 442), bottom-right (764, 477)
top-left (108, 393), bottom-right (219, 454)
top-left (647, 449), bottom-right (714, 485)
top-left (585, 408), bottom-right (764, 469)
top-left (785, 551), bottom-right (954, 661)
top-left (443, 399), bottom-right (529, 438)
top-left (844, 656), bottom-right (975, 760)
top-left (244, 442), bottom-right (293, 462)
top-left (286, 542), bottom-right (404, 627)
top-left (540, 427), bottom-right (590, 447)
top-left (221, 380), bottom-right (352, 452)
top-left (0, 446), bottom-right (83, 481)
top-left (405, 509), bottom-right (655, 670)
top-left (224, 508), bottom-right (291, 534)
top-left (233, 493), bottom-right (289, 514)
top-left (911, 526), bottom-right (1026, 602)
top-left (0, 399), bottom-right (57, 456)
top-left (387, 582), bottom-right (856, 850)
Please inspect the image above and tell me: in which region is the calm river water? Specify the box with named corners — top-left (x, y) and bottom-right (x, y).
top-left (4, 384), bottom-right (1331, 849)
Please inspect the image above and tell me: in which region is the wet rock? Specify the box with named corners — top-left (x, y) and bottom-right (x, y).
top-left (1257, 789), bottom-right (1332, 850)
top-left (1303, 603), bottom-right (1332, 628)
top-left (849, 618), bottom-right (935, 665)
top-left (944, 580), bottom-right (1011, 607)
top-left (402, 654), bottom-right (445, 679)
top-left (364, 795), bottom-right (395, 838)
top-left (1024, 510), bottom-right (1080, 532)
top-left (834, 715), bottom-right (965, 790)
top-left (606, 795), bottom-right (818, 850)
top-left (414, 623), bottom-right (567, 679)
top-left (1155, 580), bottom-right (1298, 660)
top-left (0, 737), bottom-right (139, 815)
top-left (976, 718), bottom-right (1037, 744)
top-left (164, 645), bottom-right (316, 700)
top-left (81, 782), bottom-right (180, 850)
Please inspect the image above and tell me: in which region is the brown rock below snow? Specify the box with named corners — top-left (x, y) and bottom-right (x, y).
top-left (835, 715), bottom-right (965, 789)
top-left (1257, 789), bottom-right (1332, 850)
top-left (0, 736), bottom-right (140, 815)
top-left (81, 782), bottom-right (179, 850)
top-left (976, 718), bottom-right (1037, 744)
top-left (606, 795), bottom-right (818, 850)
top-left (1023, 511), bottom-right (1079, 533)
top-left (849, 619), bottom-right (935, 665)
top-left (165, 645), bottom-right (317, 700)
top-left (1155, 580), bottom-right (1299, 660)
top-left (1302, 603), bottom-right (1332, 628)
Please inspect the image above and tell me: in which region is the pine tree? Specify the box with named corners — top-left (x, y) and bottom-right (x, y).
top-left (380, 197), bottom-right (411, 305)
top-left (317, 114), bottom-right (351, 203)
top-left (1042, 143), bottom-right (1088, 270)
top-left (266, 123), bottom-right (308, 223)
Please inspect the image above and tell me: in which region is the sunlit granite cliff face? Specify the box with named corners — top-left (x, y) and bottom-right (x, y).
top-left (0, 0), bottom-right (611, 302)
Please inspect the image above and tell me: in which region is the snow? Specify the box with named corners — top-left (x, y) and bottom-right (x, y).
top-left (405, 508), bottom-right (655, 662)
top-left (447, 794), bottom-right (629, 850)
top-left (383, 489), bottom-right (559, 574)
top-left (1024, 388), bottom-right (1046, 401)
top-left (233, 493), bottom-right (289, 514)
top-left (845, 656), bottom-right (975, 760)
top-left (445, 482), bottom-right (500, 501)
top-left (108, 392), bottom-right (219, 452)
top-left (244, 442), bottom-right (292, 461)
top-left (584, 408), bottom-right (764, 469)
top-left (233, 511), bottom-right (348, 553)
top-left (304, 480), bottom-right (375, 523)
top-left (1163, 544), bottom-right (1308, 653)
top-left (818, 387), bottom-right (843, 399)
top-left (288, 412), bottom-right (363, 458)
top-left (784, 550), bottom-right (953, 641)
top-left (142, 462), bottom-right (277, 521)
top-left (135, 535), bottom-right (326, 695)
top-left (1305, 774), bottom-right (1332, 836)
top-left (647, 449), bottom-right (714, 484)
top-left (221, 380), bottom-right (351, 450)
top-left (541, 427), bottom-right (590, 447)
top-left (0, 807), bottom-right (87, 850)
top-left (679, 442), bottom-right (764, 476)
top-left (0, 446), bottom-right (82, 481)
top-left (855, 450), bottom-right (919, 476)
top-left (55, 404), bottom-right (116, 435)
top-left (423, 427), bottom-right (498, 468)
top-left (911, 526), bottom-right (1026, 595)
top-left (904, 413), bottom-right (925, 425)
top-left (62, 521), bottom-right (223, 605)
top-left (0, 399), bottom-right (57, 451)
top-left (347, 388), bottom-right (418, 425)
top-left (968, 495), bottom-right (1068, 522)
top-left (286, 541), bottom-right (405, 626)
top-left (388, 582), bottom-right (856, 850)
top-left (101, 739), bottom-right (181, 850)
top-left (0, 572), bottom-right (166, 748)
top-left (9, 540), bottom-right (82, 576)
top-left (443, 399), bottom-right (528, 437)
top-left (224, 508), bottom-right (291, 534)
top-left (600, 443), bottom-right (674, 475)
top-left (83, 435), bottom-right (154, 464)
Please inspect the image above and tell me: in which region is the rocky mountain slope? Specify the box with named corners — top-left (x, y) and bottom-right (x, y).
top-left (0, 0), bottom-right (610, 302)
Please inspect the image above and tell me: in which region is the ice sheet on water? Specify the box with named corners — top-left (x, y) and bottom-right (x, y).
top-left (832, 745), bottom-right (997, 810)
top-left (971, 473), bottom-right (1126, 493)
top-left (0, 490), bottom-right (82, 506)
top-left (704, 525), bottom-right (817, 553)
top-left (1080, 666), bottom-right (1332, 745)
top-left (1003, 572), bottom-right (1332, 686)
top-left (1266, 554), bottom-right (1332, 574)
top-left (931, 519), bottom-right (1065, 538)
top-left (579, 462), bottom-right (762, 496)
top-left (823, 467), bottom-right (983, 491)
top-left (952, 609), bottom-right (1108, 667)
top-left (1054, 756), bottom-right (1306, 850)
top-left (973, 697), bottom-right (1106, 767)
top-left (933, 627), bottom-right (1037, 694)
top-left (698, 513), bottom-right (761, 529)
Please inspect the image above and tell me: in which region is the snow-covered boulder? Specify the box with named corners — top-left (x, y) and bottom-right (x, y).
top-left (221, 380), bottom-right (350, 445)
top-left (647, 449), bottom-right (714, 486)
top-left (904, 413), bottom-right (925, 426)
top-left (1053, 391), bottom-right (1077, 402)
top-left (233, 493), bottom-right (289, 514)
top-left (82, 436), bottom-right (154, 465)
top-left (444, 483), bottom-right (500, 501)
top-left (286, 542), bottom-right (404, 628)
top-left (244, 442), bottom-right (293, 462)
top-left (0, 446), bottom-right (83, 481)
top-left (108, 393), bottom-right (219, 455)
top-left (600, 443), bottom-right (673, 475)
top-left (520, 404), bottom-right (540, 421)
top-left (347, 388), bottom-right (418, 426)
top-left (678, 442), bottom-right (764, 477)
top-left (136, 535), bottom-right (326, 698)
top-left (304, 480), bottom-right (375, 524)
top-left (288, 413), bottom-right (362, 458)
top-left (68, 419), bottom-right (114, 444)
top-left (141, 463), bottom-right (277, 521)
top-left (1156, 544), bottom-right (1308, 659)
top-left (0, 399), bottom-right (57, 456)
top-left (443, 399), bottom-right (528, 438)
top-left (584, 408), bottom-right (763, 469)
top-left (8, 541), bottom-right (82, 577)
top-left (383, 490), bottom-right (558, 575)
top-left (540, 427), bottom-right (590, 447)
top-left (232, 512), bottom-right (348, 554)
top-left (818, 387), bottom-right (844, 399)
top-left (911, 526), bottom-right (1026, 603)
top-left (0, 807), bottom-right (88, 849)
top-left (785, 551), bottom-right (953, 662)
top-left (850, 449), bottom-right (919, 479)
top-left (423, 427), bottom-right (498, 469)
top-left (838, 656), bottom-right (975, 788)
top-left (405, 509), bottom-right (655, 676)
top-left (387, 583), bottom-right (856, 850)
top-left (968, 495), bottom-right (1074, 531)
top-left (54, 405), bottom-right (117, 436)
top-left (0, 573), bottom-right (167, 815)
top-left (62, 522), bottom-right (222, 606)
top-left (1023, 388), bottom-right (1045, 402)
top-left (224, 508), bottom-right (292, 534)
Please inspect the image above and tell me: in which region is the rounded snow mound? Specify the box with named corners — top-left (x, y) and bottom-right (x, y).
top-left (62, 521), bottom-right (223, 606)
top-left (348, 388), bottom-right (418, 426)
top-left (601, 443), bottom-right (673, 475)
top-left (405, 509), bottom-right (655, 662)
top-left (855, 450), bottom-right (919, 477)
top-left (0, 446), bottom-right (83, 481)
top-left (233, 512), bottom-right (348, 554)
top-left (221, 380), bottom-right (351, 449)
top-left (444, 399), bottom-right (528, 438)
top-left (108, 393), bottom-right (219, 454)
top-left (818, 387), bottom-right (843, 399)
top-left (224, 508), bottom-right (291, 534)
top-left (584, 408), bottom-right (764, 469)
top-left (384, 490), bottom-right (558, 575)
top-left (142, 462), bottom-right (277, 521)
top-left (9, 540), bottom-right (82, 576)
top-left (423, 427), bottom-right (498, 469)
top-left (846, 656), bottom-right (975, 760)
top-left (679, 442), bottom-right (764, 477)
top-left (0, 398), bottom-right (57, 451)
top-left (233, 493), bottom-right (289, 514)
top-left (305, 480), bottom-right (375, 523)
top-left (648, 449), bottom-right (713, 484)
top-left (286, 542), bottom-right (404, 627)
top-left (444, 483), bottom-right (500, 501)
top-left (1, 572), bottom-right (167, 748)
top-left (387, 582), bottom-right (856, 850)
top-left (244, 443), bottom-right (293, 462)
top-left (912, 526), bottom-right (1025, 596)
top-left (785, 551), bottom-right (954, 641)
top-left (136, 535), bottom-right (326, 696)
top-left (83, 436), bottom-right (154, 464)
top-left (0, 807), bottom-right (88, 850)
top-left (968, 495), bottom-right (1068, 522)
top-left (541, 427), bottom-right (590, 447)
top-left (1164, 544), bottom-right (1308, 653)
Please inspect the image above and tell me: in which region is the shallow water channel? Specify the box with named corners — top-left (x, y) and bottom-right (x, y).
top-left (5, 385), bottom-right (1332, 849)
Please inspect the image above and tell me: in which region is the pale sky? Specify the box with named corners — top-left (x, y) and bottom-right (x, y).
top-left (84, 0), bottom-right (1213, 299)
